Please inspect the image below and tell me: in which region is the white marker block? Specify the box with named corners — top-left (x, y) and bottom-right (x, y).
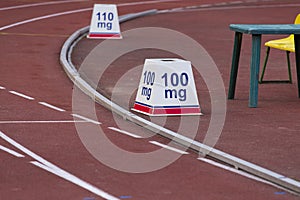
top-left (132, 58), bottom-right (202, 116)
top-left (88, 4), bottom-right (122, 39)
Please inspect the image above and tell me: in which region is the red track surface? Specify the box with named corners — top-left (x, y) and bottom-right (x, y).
top-left (1, 0), bottom-right (300, 200)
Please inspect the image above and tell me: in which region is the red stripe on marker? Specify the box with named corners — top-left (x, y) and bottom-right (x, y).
top-left (133, 103), bottom-right (201, 115)
top-left (88, 33), bottom-right (122, 38)
top-left (153, 107), bottom-right (201, 115)
top-left (133, 103), bottom-right (153, 114)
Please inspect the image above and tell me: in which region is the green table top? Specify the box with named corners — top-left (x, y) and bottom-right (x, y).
top-left (230, 24), bottom-right (300, 34)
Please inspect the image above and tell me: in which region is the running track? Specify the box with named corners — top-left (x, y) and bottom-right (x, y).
top-left (0, 0), bottom-right (299, 199)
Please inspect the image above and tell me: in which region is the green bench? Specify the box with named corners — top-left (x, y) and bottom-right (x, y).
top-left (228, 24), bottom-right (300, 107)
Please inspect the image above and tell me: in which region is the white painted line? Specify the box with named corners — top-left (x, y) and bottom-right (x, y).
top-left (0, 0), bottom-right (177, 32)
top-left (198, 157), bottom-right (281, 188)
top-left (228, 1), bottom-right (243, 4)
top-left (197, 157), bottom-right (300, 195)
top-left (0, 0), bottom-right (87, 11)
top-left (0, 8), bottom-right (91, 31)
top-left (185, 6), bottom-right (198, 9)
top-left (118, 0), bottom-right (179, 7)
top-left (172, 3), bottom-right (300, 13)
top-left (108, 127), bottom-right (142, 139)
top-left (30, 161), bottom-right (119, 200)
top-left (149, 141), bottom-right (189, 154)
top-left (170, 7), bottom-right (183, 12)
top-left (0, 131), bottom-right (119, 200)
top-left (0, 86), bottom-right (5, 90)
top-left (0, 145), bottom-right (25, 157)
top-left (38, 102), bottom-right (66, 112)
top-left (214, 2), bottom-right (228, 6)
top-left (71, 114), bottom-right (101, 125)
top-left (199, 4), bottom-right (212, 7)
top-left (0, 120), bottom-right (88, 124)
top-left (9, 90), bottom-right (34, 100)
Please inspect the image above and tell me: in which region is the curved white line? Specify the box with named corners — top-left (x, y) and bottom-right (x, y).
top-left (0, 0), bottom-right (179, 32)
top-left (0, 8), bottom-right (91, 31)
top-left (118, 0), bottom-right (179, 7)
top-left (163, 3), bottom-right (300, 13)
top-left (0, 120), bottom-right (88, 124)
top-left (0, 145), bottom-right (25, 157)
top-left (0, 131), bottom-right (119, 200)
top-left (0, 0), bottom-right (87, 11)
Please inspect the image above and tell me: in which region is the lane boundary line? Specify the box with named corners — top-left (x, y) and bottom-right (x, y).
top-left (60, 9), bottom-right (300, 194)
top-left (160, 3), bottom-right (300, 13)
top-left (71, 113), bottom-right (101, 125)
top-left (0, 120), bottom-right (90, 124)
top-left (9, 90), bottom-right (35, 100)
top-left (0, 130), bottom-right (119, 200)
top-left (108, 127), bottom-right (142, 139)
top-left (38, 102), bottom-right (66, 112)
top-left (0, 145), bottom-right (25, 157)
top-left (149, 141), bottom-right (189, 155)
top-left (0, 8), bottom-right (92, 31)
top-left (0, 0), bottom-right (179, 32)
top-left (0, 0), bottom-right (87, 11)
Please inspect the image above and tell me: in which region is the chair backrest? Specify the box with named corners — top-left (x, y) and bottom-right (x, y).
top-left (294, 14), bottom-right (300, 24)
top-left (288, 14), bottom-right (300, 40)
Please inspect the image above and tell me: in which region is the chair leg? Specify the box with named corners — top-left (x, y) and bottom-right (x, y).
top-left (260, 48), bottom-right (293, 84)
top-left (286, 51), bottom-right (292, 83)
top-left (259, 47), bottom-right (270, 83)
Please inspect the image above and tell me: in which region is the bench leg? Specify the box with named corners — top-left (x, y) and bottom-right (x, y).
top-left (228, 32), bottom-right (243, 99)
top-left (249, 34), bottom-right (261, 108)
top-left (295, 34), bottom-right (300, 98)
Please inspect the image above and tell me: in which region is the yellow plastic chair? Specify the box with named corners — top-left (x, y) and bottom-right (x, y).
top-left (259, 14), bottom-right (300, 84)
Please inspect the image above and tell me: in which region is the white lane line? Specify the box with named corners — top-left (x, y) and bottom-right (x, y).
top-left (198, 157), bottom-right (285, 189)
top-left (108, 127), bottom-right (142, 139)
top-left (0, 8), bottom-right (91, 31)
top-left (0, 0), bottom-right (178, 32)
top-left (228, 0), bottom-right (243, 4)
top-left (199, 4), bottom-right (212, 7)
top-left (198, 157), bottom-right (300, 193)
top-left (0, 145), bottom-right (25, 157)
top-left (0, 86), bottom-right (5, 90)
top-left (30, 161), bottom-right (119, 200)
top-left (0, 131), bottom-right (119, 200)
top-left (38, 102), bottom-right (66, 112)
top-left (71, 114), bottom-right (101, 125)
top-left (0, 0), bottom-right (87, 11)
top-left (171, 3), bottom-right (300, 13)
top-left (214, 2), bottom-right (228, 6)
top-left (0, 0), bottom-right (173, 12)
top-left (0, 120), bottom-right (88, 124)
top-left (149, 141), bottom-right (189, 154)
top-left (9, 90), bottom-right (34, 100)
top-left (118, 0), bottom-right (179, 7)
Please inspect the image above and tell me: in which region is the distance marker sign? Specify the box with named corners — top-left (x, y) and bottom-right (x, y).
top-left (88, 4), bottom-right (122, 39)
top-left (132, 58), bottom-right (202, 116)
